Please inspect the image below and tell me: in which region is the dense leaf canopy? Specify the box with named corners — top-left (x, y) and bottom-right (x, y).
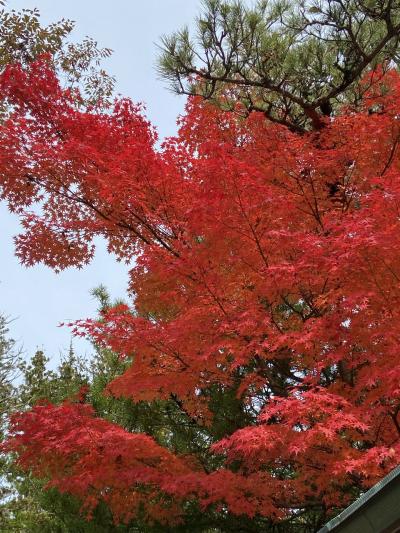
top-left (1, 56), bottom-right (400, 530)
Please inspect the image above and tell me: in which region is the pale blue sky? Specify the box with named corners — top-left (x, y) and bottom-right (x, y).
top-left (1, 0), bottom-right (201, 362)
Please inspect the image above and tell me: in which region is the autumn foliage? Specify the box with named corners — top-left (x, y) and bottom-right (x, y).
top-left (2, 58), bottom-right (400, 527)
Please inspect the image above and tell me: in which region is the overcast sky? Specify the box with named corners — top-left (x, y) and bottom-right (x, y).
top-left (1, 0), bottom-right (201, 363)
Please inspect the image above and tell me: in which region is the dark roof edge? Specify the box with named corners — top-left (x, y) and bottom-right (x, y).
top-left (318, 464), bottom-right (400, 532)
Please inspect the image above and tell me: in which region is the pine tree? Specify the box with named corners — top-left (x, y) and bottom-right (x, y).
top-left (159, 0), bottom-right (400, 132)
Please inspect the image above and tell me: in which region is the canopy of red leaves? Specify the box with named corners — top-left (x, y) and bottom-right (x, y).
top-left (2, 59), bottom-right (400, 525)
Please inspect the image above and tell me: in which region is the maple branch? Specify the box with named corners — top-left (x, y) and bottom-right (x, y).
top-left (290, 170), bottom-right (325, 230)
top-left (198, 268), bottom-right (229, 317)
top-left (24, 173), bottom-right (181, 258)
top-left (125, 206), bottom-right (180, 257)
top-left (170, 393), bottom-right (206, 430)
top-left (390, 406), bottom-right (400, 436)
top-left (380, 131), bottom-right (400, 176)
top-left (231, 173), bottom-right (269, 268)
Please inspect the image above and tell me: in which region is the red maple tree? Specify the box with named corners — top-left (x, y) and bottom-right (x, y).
top-left (2, 58), bottom-right (400, 527)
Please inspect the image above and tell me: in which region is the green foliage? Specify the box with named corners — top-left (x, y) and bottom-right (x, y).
top-left (18, 347), bottom-right (88, 408)
top-left (0, 344), bottom-right (89, 532)
top-left (0, 1), bottom-right (115, 109)
top-left (0, 315), bottom-right (22, 521)
top-left (0, 315), bottom-right (20, 430)
top-left (1, 481), bottom-right (133, 532)
top-left (159, 0), bottom-right (400, 131)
